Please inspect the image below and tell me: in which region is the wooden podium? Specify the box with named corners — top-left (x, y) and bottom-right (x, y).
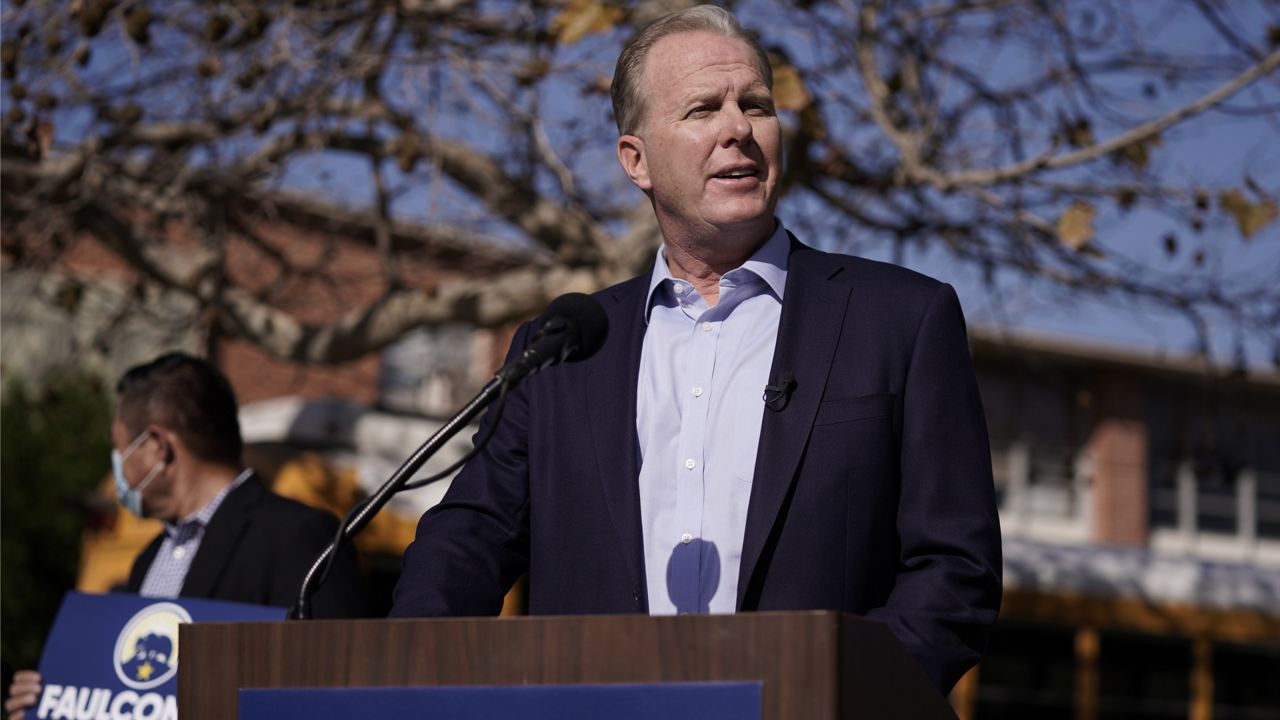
top-left (178, 611), bottom-right (956, 719)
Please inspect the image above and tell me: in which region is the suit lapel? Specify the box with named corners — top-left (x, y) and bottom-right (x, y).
top-left (180, 474), bottom-right (261, 598)
top-left (737, 243), bottom-right (851, 608)
top-left (585, 277), bottom-right (650, 606)
top-left (127, 536), bottom-right (163, 592)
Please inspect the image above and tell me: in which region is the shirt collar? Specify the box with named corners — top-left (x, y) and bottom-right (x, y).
top-left (644, 219), bottom-right (790, 324)
top-left (163, 468), bottom-right (253, 536)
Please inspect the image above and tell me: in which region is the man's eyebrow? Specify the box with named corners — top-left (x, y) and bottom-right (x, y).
top-left (673, 90), bottom-right (721, 109)
top-left (681, 80), bottom-right (770, 100)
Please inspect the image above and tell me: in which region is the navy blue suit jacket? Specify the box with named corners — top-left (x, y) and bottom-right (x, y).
top-left (391, 238), bottom-right (1002, 692)
top-left (127, 475), bottom-right (367, 618)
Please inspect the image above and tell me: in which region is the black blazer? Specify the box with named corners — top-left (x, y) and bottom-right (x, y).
top-left (391, 238), bottom-right (1002, 692)
top-left (126, 474), bottom-right (366, 618)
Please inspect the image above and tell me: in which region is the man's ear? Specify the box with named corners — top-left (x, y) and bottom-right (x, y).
top-left (616, 134), bottom-right (652, 192)
top-left (146, 425), bottom-right (175, 463)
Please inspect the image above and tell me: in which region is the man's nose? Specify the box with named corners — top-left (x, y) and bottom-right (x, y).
top-left (719, 104), bottom-right (754, 147)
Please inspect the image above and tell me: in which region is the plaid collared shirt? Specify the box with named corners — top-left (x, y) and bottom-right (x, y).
top-left (138, 469), bottom-right (252, 598)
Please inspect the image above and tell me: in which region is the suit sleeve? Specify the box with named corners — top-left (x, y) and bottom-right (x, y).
top-left (864, 282), bottom-right (1002, 693)
top-left (268, 508), bottom-right (369, 618)
top-left (388, 321), bottom-right (535, 617)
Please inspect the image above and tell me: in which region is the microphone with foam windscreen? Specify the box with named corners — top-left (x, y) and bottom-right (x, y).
top-left (290, 293), bottom-right (609, 619)
top-left (498, 292), bottom-right (609, 384)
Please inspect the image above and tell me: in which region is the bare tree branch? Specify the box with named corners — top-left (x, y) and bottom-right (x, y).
top-left (3, 0), bottom-right (1277, 370)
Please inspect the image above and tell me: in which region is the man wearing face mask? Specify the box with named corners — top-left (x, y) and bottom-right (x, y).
top-left (5, 353), bottom-right (365, 719)
top-left (107, 352), bottom-right (366, 608)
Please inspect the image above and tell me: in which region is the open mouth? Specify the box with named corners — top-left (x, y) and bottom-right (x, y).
top-left (713, 168), bottom-right (759, 180)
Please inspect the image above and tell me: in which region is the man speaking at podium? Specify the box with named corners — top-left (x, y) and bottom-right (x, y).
top-left (391, 5), bottom-right (1001, 694)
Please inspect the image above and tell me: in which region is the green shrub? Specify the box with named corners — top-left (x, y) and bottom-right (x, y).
top-left (1, 370), bottom-right (112, 683)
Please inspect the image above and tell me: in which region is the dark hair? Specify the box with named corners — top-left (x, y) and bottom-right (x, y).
top-left (115, 352), bottom-right (243, 465)
top-left (611, 4), bottom-right (772, 135)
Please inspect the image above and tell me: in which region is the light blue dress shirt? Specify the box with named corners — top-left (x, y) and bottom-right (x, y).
top-left (637, 221), bottom-right (789, 615)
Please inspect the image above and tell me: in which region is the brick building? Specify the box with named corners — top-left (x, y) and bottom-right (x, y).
top-left (1, 190), bottom-right (530, 407)
top-left (962, 329), bottom-right (1280, 720)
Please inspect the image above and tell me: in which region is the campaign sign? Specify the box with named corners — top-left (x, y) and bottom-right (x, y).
top-left (241, 682), bottom-right (762, 720)
top-left (29, 591), bottom-right (284, 720)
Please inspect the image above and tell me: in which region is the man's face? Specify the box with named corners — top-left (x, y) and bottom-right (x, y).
top-left (618, 31), bottom-right (781, 242)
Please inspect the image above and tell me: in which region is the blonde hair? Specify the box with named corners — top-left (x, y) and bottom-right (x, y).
top-left (610, 5), bottom-right (772, 135)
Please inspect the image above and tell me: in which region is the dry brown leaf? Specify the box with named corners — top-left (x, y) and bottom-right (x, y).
top-left (515, 57), bottom-right (551, 86)
top-left (1057, 201), bottom-right (1096, 250)
top-left (1111, 134), bottom-right (1161, 171)
top-left (1063, 117), bottom-right (1094, 148)
top-left (550, 0), bottom-right (623, 46)
top-left (771, 60), bottom-right (811, 112)
top-left (1219, 189), bottom-right (1278, 240)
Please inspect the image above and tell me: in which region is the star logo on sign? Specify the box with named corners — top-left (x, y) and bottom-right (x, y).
top-left (136, 662), bottom-right (154, 681)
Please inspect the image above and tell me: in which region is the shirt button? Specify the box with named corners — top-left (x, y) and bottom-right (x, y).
top-left (681, 533), bottom-right (693, 544)
top-left (173, 546), bottom-right (187, 560)
top-left (685, 458), bottom-right (697, 470)
top-left (673, 282), bottom-right (685, 294)
top-left (691, 386), bottom-right (703, 397)
top-left (702, 322), bottom-right (714, 332)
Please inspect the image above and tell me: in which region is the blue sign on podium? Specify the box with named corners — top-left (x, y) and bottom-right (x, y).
top-left (29, 591), bottom-right (284, 720)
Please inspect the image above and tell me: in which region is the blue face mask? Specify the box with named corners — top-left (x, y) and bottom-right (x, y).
top-left (111, 430), bottom-right (164, 517)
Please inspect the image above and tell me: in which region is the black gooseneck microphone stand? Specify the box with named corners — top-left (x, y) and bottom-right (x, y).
top-left (289, 293), bottom-right (608, 619)
top-left (288, 374), bottom-right (507, 619)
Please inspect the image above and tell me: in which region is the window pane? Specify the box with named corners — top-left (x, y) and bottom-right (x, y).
top-left (1256, 471), bottom-right (1280, 540)
top-left (1149, 458), bottom-right (1179, 530)
top-left (1195, 463), bottom-right (1237, 535)
top-left (1027, 445), bottom-right (1078, 519)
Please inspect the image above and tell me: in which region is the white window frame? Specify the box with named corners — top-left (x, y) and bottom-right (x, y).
top-left (1150, 463), bottom-right (1280, 565)
top-left (998, 440), bottom-right (1092, 544)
